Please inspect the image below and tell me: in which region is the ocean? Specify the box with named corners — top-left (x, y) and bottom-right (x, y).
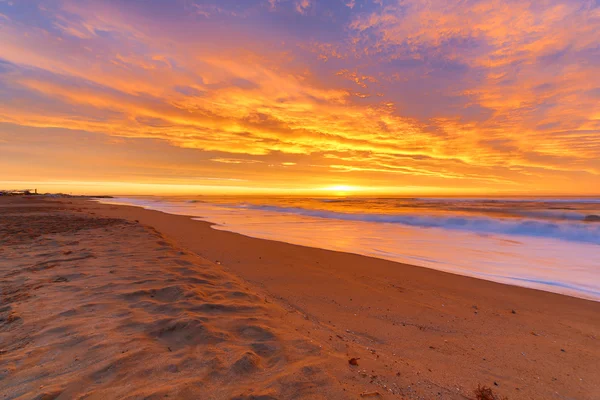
top-left (97, 196), bottom-right (600, 301)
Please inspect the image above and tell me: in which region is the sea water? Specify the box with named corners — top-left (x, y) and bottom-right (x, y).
top-left (97, 196), bottom-right (600, 301)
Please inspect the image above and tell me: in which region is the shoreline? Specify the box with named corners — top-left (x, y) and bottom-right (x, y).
top-left (93, 197), bottom-right (599, 305)
top-left (77, 197), bottom-right (600, 398)
top-left (2, 196), bottom-right (599, 399)
top-left (94, 196), bottom-right (600, 303)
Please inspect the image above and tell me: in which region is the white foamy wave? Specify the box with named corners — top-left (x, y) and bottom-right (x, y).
top-left (237, 204), bottom-right (600, 244)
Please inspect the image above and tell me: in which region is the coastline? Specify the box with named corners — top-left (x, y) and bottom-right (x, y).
top-left (2, 196), bottom-right (599, 399)
top-left (77, 198), bottom-right (600, 398)
top-left (95, 196), bottom-right (600, 302)
top-left (88, 197), bottom-right (599, 306)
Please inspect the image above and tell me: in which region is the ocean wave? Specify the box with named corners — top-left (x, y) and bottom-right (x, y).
top-left (414, 197), bottom-right (600, 204)
top-left (236, 204), bottom-right (600, 244)
top-left (511, 210), bottom-right (586, 220)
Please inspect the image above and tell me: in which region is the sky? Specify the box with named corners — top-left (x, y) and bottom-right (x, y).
top-left (1, 0), bottom-right (599, 195)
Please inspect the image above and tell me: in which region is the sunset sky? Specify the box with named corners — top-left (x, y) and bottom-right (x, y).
top-left (1, 0), bottom-right (599, 195)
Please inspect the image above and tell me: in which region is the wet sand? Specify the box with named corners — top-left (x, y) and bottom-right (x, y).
top-left (1, 196), bottom-right (599, 399)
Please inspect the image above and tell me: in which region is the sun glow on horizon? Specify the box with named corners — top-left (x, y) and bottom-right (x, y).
top-left (321, 185), bottom-right (361, 196)
top-left (323, 185), bottom-right (359, 191)
top-left (3, 180), bottom-right (591, 198)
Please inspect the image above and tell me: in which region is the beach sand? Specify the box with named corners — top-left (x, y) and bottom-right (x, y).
top-left (1, 196), bottom-right (599, 399)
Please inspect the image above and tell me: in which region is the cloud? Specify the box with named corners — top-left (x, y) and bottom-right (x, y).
top-left (295, 0), bottom-right (313, 15)
top-left (211, 158), bottom-right (264, 164)
top-left (0, 0), bottom-right (598, 193)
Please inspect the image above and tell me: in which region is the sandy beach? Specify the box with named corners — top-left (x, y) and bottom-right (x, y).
top-left (1, 196), bottom-right (599, 400)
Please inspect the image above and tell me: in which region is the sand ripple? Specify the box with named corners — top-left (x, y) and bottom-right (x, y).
top-left (0, 209), bottom-right (347, 399)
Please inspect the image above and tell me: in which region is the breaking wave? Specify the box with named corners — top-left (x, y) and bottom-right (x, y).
top-left (236, 204), bottom-right (600, 245)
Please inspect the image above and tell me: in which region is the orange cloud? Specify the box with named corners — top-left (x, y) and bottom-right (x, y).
top-left (0, 0), bottom-right (598, 194)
